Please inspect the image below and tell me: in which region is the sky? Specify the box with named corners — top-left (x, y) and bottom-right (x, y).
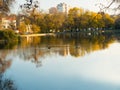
top-left (12, 0), bottom-right (109, 13)
top-left (40, 0), bottom-right (106, 12)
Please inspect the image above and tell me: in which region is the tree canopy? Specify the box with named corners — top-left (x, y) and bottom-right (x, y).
top-left (0, 0), bottom-right (15, 13)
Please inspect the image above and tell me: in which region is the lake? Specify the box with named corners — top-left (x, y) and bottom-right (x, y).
top-left (0, 32), bottom-right (120, 90)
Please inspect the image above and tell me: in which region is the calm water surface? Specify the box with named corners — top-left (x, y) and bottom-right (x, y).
top-left (0, 33), bottom-right (120, 90)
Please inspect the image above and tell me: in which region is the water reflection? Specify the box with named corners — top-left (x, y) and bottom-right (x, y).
top-left (0, 41), bottom-right (18, 49)
top-left (0, 33), bottom-right (118, 67)
top-left (0, 51), bottom-right (17, 90)
top-left (0, 32), bottom-right (120, 90)
top-left (19, 33), bottom-right (116, 58)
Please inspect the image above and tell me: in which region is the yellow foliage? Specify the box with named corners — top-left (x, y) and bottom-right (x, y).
top-left (32, 24), bottom-right (40, 33)
top-left (19, 22), bottom-right (26, 34)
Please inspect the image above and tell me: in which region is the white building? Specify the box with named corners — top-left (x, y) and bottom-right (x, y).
top-left (1, 16), bottom-right (16, 29)
top-left (57, 3), bottom-right (70, 14)
top-left (49, 7), bottom-right (57, 14)
top-left (1, 18), bottom-right (10, 29)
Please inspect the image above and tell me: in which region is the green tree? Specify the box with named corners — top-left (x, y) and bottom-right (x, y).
top-left (0, 30), bottom-right (18, 41)
top-left (115, 17), bottom-right (120, 29)
top-left (102, 14), bottom-right (115, 29)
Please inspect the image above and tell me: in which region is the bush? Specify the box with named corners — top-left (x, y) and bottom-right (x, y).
top-left (0, 29), bottom-right (18, 41)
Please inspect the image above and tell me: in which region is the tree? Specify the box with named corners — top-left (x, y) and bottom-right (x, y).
top-left (0, 0), bottom-right (15, 13)
top-left (0, 58), bottom-right (17, 90)
top-left (115, 17), bottom-right (120, 29)
top-left (20, 0), bottom-right (39, 16)
top-left (17, 0), bottom-right (41, 33)
top-left (103, 14), bottom-right (115, 29)
top-left (51, 13), bottom-right (66, 32)
top-left (37, 13), bottom-right (65, 33)
top-left (19, 22), bottom-right (27, 34)
top-left (97, 0), bottom-right (120, 14)
top-left (66, 7), bottom-right (84, 31)
top-left (31, 24), bottom-right (40, 33)
top-left (88, 12), bottom-right (105, 28)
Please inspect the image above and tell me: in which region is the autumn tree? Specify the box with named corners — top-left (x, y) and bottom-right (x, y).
top-left (0, 0), bottom-right (15, 13)
top-left (65, 7), bottom-right (84, 31)
top-left (18, 0), bottom-right (41, 34)
top-left (31, 24), bottom-right (40, 33)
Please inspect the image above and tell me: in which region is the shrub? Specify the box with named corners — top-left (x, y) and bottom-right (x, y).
top-left (0, 29), bottom-right (18, 41)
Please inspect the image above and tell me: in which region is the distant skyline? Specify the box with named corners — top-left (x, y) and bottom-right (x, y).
top-left (40, 0), bottom-right (108, 12)
top-left (12, 0), bottom-right (111, 14)
top-left (40, 0), bottom-right (97, 11)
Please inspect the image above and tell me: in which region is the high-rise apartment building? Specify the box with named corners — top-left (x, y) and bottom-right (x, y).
top-left (49, 3), bottom-right (71, 14)
top-left (49, 7), bottom-right (57, 14)
top-left (57, 3), bottom-right (70, 14)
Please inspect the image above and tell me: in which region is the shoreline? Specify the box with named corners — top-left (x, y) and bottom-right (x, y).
top-left (20, 33), bottom-right (55, 37)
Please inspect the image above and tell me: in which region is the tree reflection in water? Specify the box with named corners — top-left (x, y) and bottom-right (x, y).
top-left (0, 58), bottom-right (17, 90)
top-left (16, 32), bottom-right (117, 66)
top-left (0, 32), bottom-right (119, 68)
top-left (0, 32), bottom-right (119, 90)
top-left (0, 74), bottom-right (17, 90)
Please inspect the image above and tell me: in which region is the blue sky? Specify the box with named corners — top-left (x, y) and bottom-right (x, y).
top-left (12, 0), bottom-right (108, 13)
